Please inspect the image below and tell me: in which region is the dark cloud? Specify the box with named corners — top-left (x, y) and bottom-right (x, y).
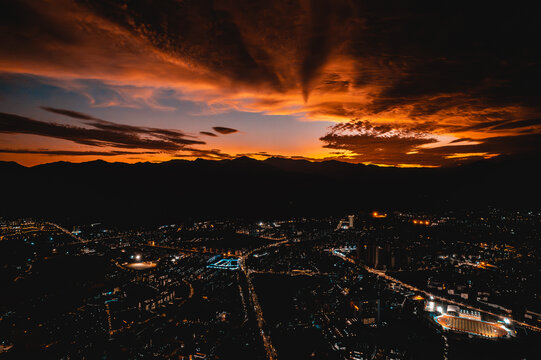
top-left (321, 120), bottom-right (541, 166)
top-left (450, 118), bottom-right (541, 133)
top-left (0, 112), bottom-right (204, 151)
top-left (325, 120), bottom-right (439, 138)
top-left (308, 102), bottom-right (360, 119)
top-left (319, 120), bottom-right (437, 165)
top-left (300, 0), bottom-right (333, 101)
top-left (212, 127), bottom-right (238, 135)
top-left (422, 134), bottom-right (541, 158)
top-left (4, 0), bottom-right (541, 112)
top-left (453, 120), bottom-right (511, 133)
top-left (491, 118), bottom-right (541, 130)
top-left (320, 134), bottom-right (437, 165)
top-left (41, 107), bottom-right (198, 142)
top-left (350, 2), bottom-right (541, 113)
top-left (176, 148), bottom-right (234, 160)
top-left (0, 148), bottom-right (153, 156)
top-left (80, 0), bottom-right (283, 90)
top-left (41, 107), bottom-right (209, 146)
top-left (200, 131), bottom-right (217, 137)
top-left (0, 1), bottom-right (79, 55)
top-left (4, 1), bottom-right (541, 112)
top-left (450, 138), bottom-right (473, 144)
top-left (41, 106), bottom-right (98, 120)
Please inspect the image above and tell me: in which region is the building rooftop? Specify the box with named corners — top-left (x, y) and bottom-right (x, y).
top-left (436, 314), bottom-right (509, 338)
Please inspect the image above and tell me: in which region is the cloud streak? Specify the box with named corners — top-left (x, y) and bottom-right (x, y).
top-left (199, 131), bottom-right (218, 137)
top-left (320, 120), bottom-right (541, 166)
top-left (0, 111), bottom-right (204, 151)
top-left (41, 106), bottom-right (98, 120)
top-left (0, 148), bottom-right (153, 156)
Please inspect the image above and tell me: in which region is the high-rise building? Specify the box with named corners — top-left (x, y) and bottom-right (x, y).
top-left (348, 215), bottom-right (355, 229)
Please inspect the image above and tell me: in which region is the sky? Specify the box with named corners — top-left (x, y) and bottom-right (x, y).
top-left (0, 0), bottom-right (540, 167)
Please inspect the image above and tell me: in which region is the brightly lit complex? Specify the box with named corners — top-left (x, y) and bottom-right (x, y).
top-left (124, 254), bottom-right (157, 270)
top-left (436, 315), bottom-right (509, 338)
top-left (426, 301), bottom-right (512, 338)
top-left (207, 257), bottom-right (240, 270)
top-left (125, 262), bottom-right (157, 270)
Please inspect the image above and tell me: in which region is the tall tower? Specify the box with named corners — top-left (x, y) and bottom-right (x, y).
top-left (348, 215), bottom-right (355, 229)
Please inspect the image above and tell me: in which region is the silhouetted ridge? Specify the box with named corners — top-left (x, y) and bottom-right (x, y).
top-left (0, 154), bottom-right (538, 224)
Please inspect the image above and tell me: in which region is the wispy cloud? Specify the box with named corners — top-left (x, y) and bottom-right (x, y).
top-left (0, 148), bottom-right (154, 156)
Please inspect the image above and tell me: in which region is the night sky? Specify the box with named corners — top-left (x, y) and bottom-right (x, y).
top-left (1, 0), bottom-right (540, 167)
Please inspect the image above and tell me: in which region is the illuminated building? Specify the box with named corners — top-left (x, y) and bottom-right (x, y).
top-left (336, 215), bottom-right (355, 230)
top-left (436, 315), bottom-right (510, 338)
top-left (207, 257), bottom-right (240, 270)
top-left (125, 261), bottom-right (157, 270)
top-left (348, 215), bottom-right (355, 228)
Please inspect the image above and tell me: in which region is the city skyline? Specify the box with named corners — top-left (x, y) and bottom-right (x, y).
top-left (1, 1), bottom-right (540, 167)
top-left (1, 211), bottom-right (539, 359)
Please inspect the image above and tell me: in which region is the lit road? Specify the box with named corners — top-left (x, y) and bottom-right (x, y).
top-left (178, 279), bottom-right (194, 308)
top-left (0, 227), bottom-right (40, 240)
top-left (249, 269), bottom-right (330, 277)
top-left (144, 243), bottom-right (225, 255)
top-left (333, 251), bottom-right (541, 332)
top-left (239, 240), bottom-right (288, 360)
top-left (237, 274), bottom-right (249, 324)
top-left (46, 222), bottom-right (93, 244)
top-left (105, 302), bottom-right (113, 337)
